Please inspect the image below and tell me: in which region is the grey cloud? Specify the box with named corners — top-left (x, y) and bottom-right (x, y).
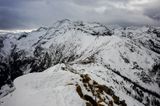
top-left (0, 0), bottom-right (160, 30)
top-left (0, 8), bottom-right (28, 29)
top-left (143, 0), bottom-right (160, 21)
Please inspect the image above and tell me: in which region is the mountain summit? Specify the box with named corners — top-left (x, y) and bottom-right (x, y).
top-left (0, 20), bottom-right (160, 106)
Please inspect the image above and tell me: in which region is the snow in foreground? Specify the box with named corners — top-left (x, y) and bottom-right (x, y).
top-left (1, 65), bottom-right (85, 106)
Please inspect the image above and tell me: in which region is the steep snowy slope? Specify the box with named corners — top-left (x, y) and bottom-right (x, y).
top-left (0, 19), bottom-right (160, 106)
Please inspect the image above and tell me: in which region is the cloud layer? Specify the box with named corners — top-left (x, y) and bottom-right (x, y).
top-left (0, 0), bottom-right (160, 29)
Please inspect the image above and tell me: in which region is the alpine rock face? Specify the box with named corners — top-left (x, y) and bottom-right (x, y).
top-left (0, 19), bottom-right (160, 106)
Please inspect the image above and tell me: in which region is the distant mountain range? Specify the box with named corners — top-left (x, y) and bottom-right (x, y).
top-left (0, 19), bottom-right (160, 106)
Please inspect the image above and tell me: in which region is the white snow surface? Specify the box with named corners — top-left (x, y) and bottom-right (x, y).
top-left (1, 64), bottom-right (85, 106)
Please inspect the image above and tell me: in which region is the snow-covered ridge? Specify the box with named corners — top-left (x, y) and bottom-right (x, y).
top-left (0, 64), bottom-right (128, 106)
top-left (0, 20), bottom-right (160, 106)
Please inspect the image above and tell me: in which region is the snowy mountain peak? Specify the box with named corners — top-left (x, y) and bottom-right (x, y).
top-left (0, 20), bottom-right (160, 106)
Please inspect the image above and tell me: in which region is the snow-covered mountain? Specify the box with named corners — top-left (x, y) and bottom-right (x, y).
top-left (0, 19), bottom-right (160, 106)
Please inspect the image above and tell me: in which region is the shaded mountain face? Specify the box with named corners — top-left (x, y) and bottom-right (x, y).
top-left (0, 20), bottom-right (160, 106)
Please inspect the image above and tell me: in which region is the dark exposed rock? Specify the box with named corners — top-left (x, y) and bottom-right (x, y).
top-left (76, 74), bottom-right (127, 106)
top-left (0, 37), bottom-right (4, 48)
top-left (17, 33), bottom-right (28, 40)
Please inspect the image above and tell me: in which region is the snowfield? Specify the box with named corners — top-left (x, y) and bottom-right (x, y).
top-left (0, 19), bottom-right (160, 106)
top-left (1, 65), bottom-right (85, 106)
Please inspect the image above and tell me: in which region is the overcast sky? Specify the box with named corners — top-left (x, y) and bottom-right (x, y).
top-left (0, 0), bottom-right (160, 30)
